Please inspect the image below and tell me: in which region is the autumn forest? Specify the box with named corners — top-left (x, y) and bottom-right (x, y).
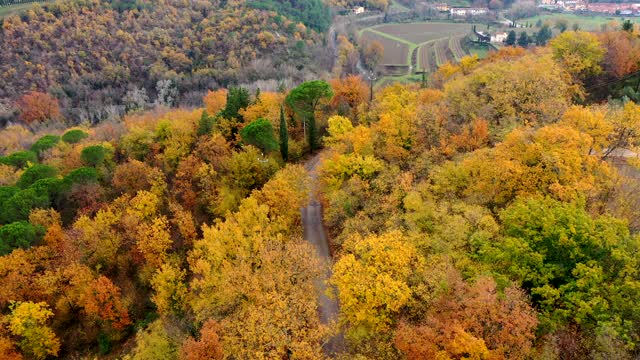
top-left (2, 0), bottom-right (640, 359)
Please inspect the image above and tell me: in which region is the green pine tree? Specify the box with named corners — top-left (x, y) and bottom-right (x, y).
top-left (285, 80), bottom-right (333, 153)
top-left (197, 110), bottom-right (215, 136)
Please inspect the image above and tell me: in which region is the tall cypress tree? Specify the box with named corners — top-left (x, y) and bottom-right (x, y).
top-left (517, 31), bottom-right (530, 47)
top-left (307, 114), bottom-right (318, 152)
top-left (279, 106), bottom-right (289, 162)
top-left (506, 30), bottom-right (517, 46)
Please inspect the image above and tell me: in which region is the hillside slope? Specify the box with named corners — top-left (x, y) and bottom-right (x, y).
top-left (0, 0), bottom-right (330, 121)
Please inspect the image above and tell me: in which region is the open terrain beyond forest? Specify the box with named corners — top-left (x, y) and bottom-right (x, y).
top-left (359, 22), bottom-right (487, 78)
top-left (520, 13), bottom-right (623, 31)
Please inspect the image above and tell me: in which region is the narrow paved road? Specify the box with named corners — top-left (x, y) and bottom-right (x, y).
top-left (301, 154), bottom-right (344, 355)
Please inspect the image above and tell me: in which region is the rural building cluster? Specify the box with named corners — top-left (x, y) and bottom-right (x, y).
top-left (450, 7), bottom-right (490, 17)
top-left (540, 0), bottom-right (640, 15)
top-left (432, 3), bottom-right (490, 17)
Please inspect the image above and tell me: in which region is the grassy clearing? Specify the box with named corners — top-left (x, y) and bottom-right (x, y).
top-left (519, 13), bottom-right (621, 31)
top-left (0, 2), bottom-right (38, 18)
top-left (376, 73), bottom-right (423, 88)
top-left (448, 0), bottom-right (472, 6)
top-left (466, 43), bottom-right (492, 59)
top-left (389, 0), bottom-right (410, 12)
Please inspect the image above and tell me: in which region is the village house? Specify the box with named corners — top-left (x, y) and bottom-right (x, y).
top-left (559, 0), bottom-right (588, 10)
top-left (434, 3), bottom-right (450, 12)
top-left (450, 7), bottom-right (489, 16)
top-left (351, 6), bottom-right (365, 15)
top-left (491, 32), bottom-right (508, 43)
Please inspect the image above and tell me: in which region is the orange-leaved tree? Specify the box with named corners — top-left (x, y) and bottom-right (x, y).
top-left (16, 92), bottom-right (61, 126)
top-left (395, 273), bottom-right (537, 360)
top-left (179, 319), bottom-right (223, 360)
top-left (82, 276), bottom-right (131, 330)
top-left (203, 89), bottom-right (228, 116)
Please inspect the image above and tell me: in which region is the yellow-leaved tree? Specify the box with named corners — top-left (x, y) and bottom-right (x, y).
top-left (187, 165), bottom-right (327, 358)
top-left (603, 101), bottom-right (640, 158)
top-left (151, 263), bottom-right (188, 317)
top-left (431, 124), bottom-right (614, 207)
top-left (203, 89), bottom-right (227, 116)
top-left (445, 52), bottom-right (573, 129)
top-left (371, 84), bottom-right (419, 163)
top-left (550, 31), bottom-right (606, 80)
top-left (330, 230), bottom-right (424, 340)
top-left (6, 301), bottom-right (60, 360)
top-left (239, 91), bottom-right (285, 130)
top-left (560, 105), bottom-right (612, 153)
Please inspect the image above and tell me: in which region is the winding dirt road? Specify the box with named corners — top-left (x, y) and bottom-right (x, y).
top-left (301, 154), bottom-right (344, 355)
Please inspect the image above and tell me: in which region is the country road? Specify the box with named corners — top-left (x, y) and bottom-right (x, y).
top-left (301, 154), bottom-right (345, 354)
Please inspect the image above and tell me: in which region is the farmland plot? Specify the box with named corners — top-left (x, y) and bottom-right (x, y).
top-left (361, 30), bottom-right (410, 65)
top-left (418, 43), bottom-right (436, 73)
top-left (370, 22), bottom-right (475, 44)
top-left (359, 21), bottom-right (483, 79)
top-left (434, 38), bottom-right (449, 67)
top-left (449, 35), bottom-right (466, 61)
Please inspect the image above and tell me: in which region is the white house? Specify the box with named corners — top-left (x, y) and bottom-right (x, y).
top-left (434, 3), bottom-right (450, 12)
top-left (352, 6), bottom-right (365, 14)
top-left (491, 32), bottom-right (508, 43)
top-left (450, 7), bottom-right (489, 17)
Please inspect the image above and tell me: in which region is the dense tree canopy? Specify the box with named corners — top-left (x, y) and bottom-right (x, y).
top-left (485, 197), bottom-right (640, 341)
top-left (239, 118), bottom-right (278, 153)
top-left (286, 80), bottom-right (333, 151)
top-left (0, 21), bottom-right (639, 360)
top-left (249, 0), bottom-right (331, 32)
top-left (0, 0), bottom-right (324, 122)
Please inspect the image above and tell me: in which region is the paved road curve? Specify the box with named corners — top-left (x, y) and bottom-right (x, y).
top-left (301, 154), bottom-right (344, 354)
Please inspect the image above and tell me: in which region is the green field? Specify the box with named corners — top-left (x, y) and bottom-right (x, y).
top-left (388, 0), bottom-right (410, 12)
top-left (519, 13), bottom-right (622, 31)
top-left (466, 42), bottom-right (493, 59)
top-left (448, 0), bottom-right (472, 6)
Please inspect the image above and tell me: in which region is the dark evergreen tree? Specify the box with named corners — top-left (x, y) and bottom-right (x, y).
top-left (506, 30), bottom-right (517, 46)
top-left (536, 25), bottom-right (552, 46)
top-left (517, 31), bottom-right (530, 47)
top-left (197, 110), bottom-right (215, 136)
top-left (247, 0), bottom-right (331, 32)
top-left (240, 118), bottom-right (278, 153)
top-left (285, 80), bottom-right (333, 152)
top-left (220, 87), bottom-right (250, 122)
top-left (279, 106), bottom-right (289, 162)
